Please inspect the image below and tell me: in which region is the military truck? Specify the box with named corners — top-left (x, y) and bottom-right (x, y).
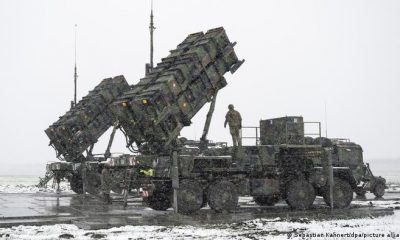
top-left (42, 27), bottom-right (382, 214)
top-left (135, 116), bottom-right (356, 214)
top-left (325, 138), bottom-right (386, 198)
top-left (141, 116), bottom-right (386, 213)
top-left (256, 117), bottom-right (386, 199)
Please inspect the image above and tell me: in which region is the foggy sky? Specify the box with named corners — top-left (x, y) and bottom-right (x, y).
top-left (0, 0), bottom-right (399, 176)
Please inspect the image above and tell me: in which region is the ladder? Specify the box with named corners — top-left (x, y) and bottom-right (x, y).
top-left (36, 170), bottom-right (54, 188)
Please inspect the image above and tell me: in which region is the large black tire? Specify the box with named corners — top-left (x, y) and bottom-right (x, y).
top-left (70, 173), bottom-right (83, 194)
top-left (286, 180), bottom-right (315, 210)
top-left (207, 180), bottom-right (238, 213)
top-left (254, 195), bottom-right (279, 206)
top-left (373, 182), bottom-right (385, 198)
top-left (177, 179), bottom-right (203, 214)
top-left (146, 190), bottom-right (172, 211)
top-left (323, 178), bottom-right (353, 208)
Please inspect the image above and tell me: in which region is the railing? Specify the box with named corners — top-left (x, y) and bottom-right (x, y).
top-left (241, 126), bottom-right (260, 146)
top-left (241, 121), bottom-right (322, 146)
top-left (301, 121), bottom-right (322, 143)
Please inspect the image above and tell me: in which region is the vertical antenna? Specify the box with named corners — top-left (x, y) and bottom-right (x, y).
top-left (324, 100), bottom-right (328, 138)
top-left (74, 24), bottom-right (78, 106)
top-left (149, 0), bottom-right (155, 70)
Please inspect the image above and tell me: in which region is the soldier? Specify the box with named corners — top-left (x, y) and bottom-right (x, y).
top-left (224, 104), bottom-right (242, 147)
top-left (100, 166), bottom-right (112, 204)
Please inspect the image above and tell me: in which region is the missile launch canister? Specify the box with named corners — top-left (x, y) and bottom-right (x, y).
top-left (111, 27), bottom-right (243, 153)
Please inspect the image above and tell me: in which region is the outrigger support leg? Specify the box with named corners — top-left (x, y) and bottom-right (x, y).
top-left (82, 144), bottom-right (94, 197)
top-left (199, 91), bottom-right (218, 152)
top-left (171, 150), bottom-right (179, 213)
top-left (81, 159), bottom-right (87, 197)
top-left (105, 122), bottom-right (119, 159)
top-left (327, 149), bottom-right (334, 209)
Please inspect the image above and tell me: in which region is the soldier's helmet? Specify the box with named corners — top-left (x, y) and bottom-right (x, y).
top-left (228, 104), bottom-right (234, 110)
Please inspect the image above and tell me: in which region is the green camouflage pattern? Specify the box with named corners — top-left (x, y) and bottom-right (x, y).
top-left (111, 27), bottom-right (243, 153)
top-left (330, 140), bottom-right (386, 196)
top-left (45, 76), bottom-right (130, 162)
top-left (260, 116), bottom-right (305, 145)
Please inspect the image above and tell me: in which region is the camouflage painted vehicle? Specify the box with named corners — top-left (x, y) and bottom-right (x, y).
top-left (43, 75), bottom-right (130, 193)
top-left (43, 27), bottom-right (244, 200)
top-left (328, 139), bottom-right (386, 198)
top-left (44, 27), bottom-right (381, 215)
top-left (256, 117), bottom-right (385, 204)
top-left (138, 116), bottom-right (354, 214)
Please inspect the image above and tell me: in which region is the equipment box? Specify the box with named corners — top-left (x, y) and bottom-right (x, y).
top-left (260, 116), bottom-right (304, 145)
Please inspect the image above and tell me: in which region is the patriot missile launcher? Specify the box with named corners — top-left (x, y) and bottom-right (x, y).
top-left (45, 27), bottom-right (243, 160)
top-left (42, 24), bottom-right (384, 215)
top-left (43, 27), bottom-right (243, 195)
top-left (45, 76), bottom-right (130, 162)
top-left (111, 27), bottom-right (244, 153)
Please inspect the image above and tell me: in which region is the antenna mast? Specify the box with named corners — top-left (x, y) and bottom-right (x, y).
top-left (146, 0), bottom-right (155, 75)
top-left (324, 101), bottom-right (328, 138)
top-left (74, 24), bottom-right (78, 106)
top-left (150, 0), bottom-right (155, 69)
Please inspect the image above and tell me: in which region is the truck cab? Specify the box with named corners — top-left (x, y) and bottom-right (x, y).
top-left (331, 139), bottom-right (386, 197)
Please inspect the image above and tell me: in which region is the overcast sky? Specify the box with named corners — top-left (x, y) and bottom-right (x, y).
top-left (0, 0), bottom-right (399, 176)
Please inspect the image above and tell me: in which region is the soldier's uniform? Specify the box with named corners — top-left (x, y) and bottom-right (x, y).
top-left (224, 104), bottom-right (242, 147)
top-left (100, 167), bottom-right (112, 204)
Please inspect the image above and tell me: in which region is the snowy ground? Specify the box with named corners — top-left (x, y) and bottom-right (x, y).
top-left (0, 177), bottom-right (400, 239)
top-left (386, 183), bottom-right (400, 194)
top-left (0, 176), bottom-right (72, 194)
top-left (0, 209), bottom-right (399, 240)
